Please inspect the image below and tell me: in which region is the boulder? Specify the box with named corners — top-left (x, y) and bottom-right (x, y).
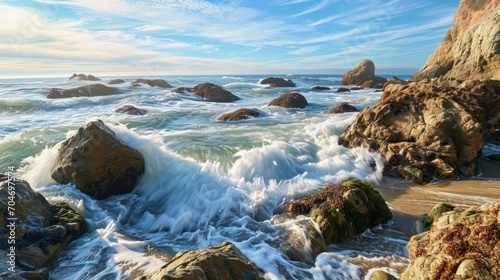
top-left (68, 73), bottom-right (100, 81)
top-left (410, 0), bottom-right (500, 81)
top-left (192, 83), bottom-right (240, 102)
top-left (341, 59), bottom-right (387, 86)
top-left (114, 105), bottom-right (147, 115)
top-left (311, 86), bottom-right (330, 90)
top-left (336, 87), bottom-right (351, 93)
top-left (268, 92), bottom-right (308, 108)
top-left (131, 79), bottom-right (172, 88)
top-left (47, 84), bottom-right (118, 99)
top-left (370, 270), bottom-right (397, 280)
top-left (218, 108), bottom-right (260, 121)
top-left (288, 179), bottom-right (392, 244)
top-left (143, 241), bottom-right (265, 280)
top-left (259, 77), bottom-right (296, 87)
top-left (172, 87), bottom-right (193, 93)
top-left (50, 120), bottom-right (145, 199)
top-left (0, 175), bottom-right (87, 279)
top-left (402, 202), bottom-right (500, 280)
top-left (329, 102), bottom-right (358, 114)
top-left (339, 80), bottom-right (500, 184)
top-left (421, 203), bottom-right (455, 230)
top-left (350, 86), bottom-right (363, 91)
top-left (108, 79), bottom-right (125, 85)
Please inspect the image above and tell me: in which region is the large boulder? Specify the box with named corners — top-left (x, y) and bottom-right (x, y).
top-left (192, 83), bottom-right (240, 103)
top-left (0, 175), bottom-right (87, 279)
top-left (288, 179), bottom-right (392, 244)
top-left (218, 108), bottom-right (260, 121)
top-left (50, 120), bottom-right (145, 199)
top-left (131, 79), bottom-right (172, 88)
top-left (342, 59), bottom-right (387, 86)
top-left (47, 84), bottom-right (118, 99)
top-left (259, 77), bottom-right (296, 87)
top-left (402, 202), bottom-right (500, 280)
top-left (68, 73), bottom-right (100, 81)
top-left (339, 80), bottom-right (500, 184)
top-left (410, 0), bottom-right (500, 82)
top-left (143, 241), bottom-right (265, 280)
top-left (268, 92), bottom-right (308, 108)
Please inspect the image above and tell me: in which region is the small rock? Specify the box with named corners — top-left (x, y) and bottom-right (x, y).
top-left (269, 92), bottom-right (308, 108)
top-left (311, 86), bottom-right (330, 90)
top-left (115, 105), bottom-right (147, 115)
top-left (370, 270), bottom-right (397, 280)
top-left (329, 102), bottom-right (358, 114)
top-left (218, 108), bottom-right (260, 121)
top-left (108, 79), bottom-right (125, 85)
top-left (336, 87), bottom-right (351, 93)
top-left (259, 77), bottom-right (296, 87)
top-left (131, 79), bottom-right (172, 88)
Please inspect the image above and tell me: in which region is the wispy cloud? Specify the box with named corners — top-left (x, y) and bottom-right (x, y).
top-left (287, 46), bottom-right (320, 55)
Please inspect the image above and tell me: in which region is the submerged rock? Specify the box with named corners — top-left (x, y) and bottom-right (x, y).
top-left (341, 59), bottom-right (387, 86)
top-left (192, 83), bottom-right (240, 102)
top-left (143, 241), bottom-right (265, 280)
top-left (131, 79), bottom-right (172, 88)
top-left (50, 120), bottom-right (145, 199)
top-left (328, 102), bottom-right (358, 114)
top-left (108, 79), bottom-right (125, 85)
top-left (259, 77), bottom-right (296, 87)
top-left (0, 175), bottom-right (87, 279)
top-left (47, 84), bottom-right (118, 99)
top-left (339, 80), bottom-right (500, 184)
top-left (218, 108), bottom-right (260, 121)
top-left (115, 105), bottom-right (147, 115)
top-left (288, 179), bottom-right (392, 244)
top-left (402, 202), bottom-right (500, 279)
top-left (268, 92), bottom-right (308, 108)
top-left (68, 73), bottom-right (100, 81)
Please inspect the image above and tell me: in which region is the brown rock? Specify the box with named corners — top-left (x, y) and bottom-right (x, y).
top-left (410, 1), bottom-right (500, 81)
top-left (69, 73), bottom-right (100, 81)
top-left (342, 59), bottom-right (387, 86)
top-left (268, 92), bottom-right (308, 108)
top-left (143, 241), bottom-right (265, 280)
top-left (108, 79), bottom-right (125, 85)
top-left (131, 79), bottom-right (172, 88)
top-left (402, 202), bottom-right (500, 279)
top-left (259, 77), bottom-right (296, 87)
top-left (382, 76), bottom-right (407, 89)
top-left (192, 83), bottom-right (240, 102)
top-left (115, 105), bottom-right (147, 115)
top-left (336, 87), bottom-right (351, 93)
top-left (172, 87), bottom-right (193, 93)
top-left (218, 108), bottom-right (260, 121)
top-left (47, 84), bottom-right (118, 99)
top-left (50, 120), bottom-right (145, 199)
top-left (329, 102), bottom-right (358, 114)
top-left (339, 80), bottom-right (500, 184)
top-left (311, 86), bottom-right (330, 90)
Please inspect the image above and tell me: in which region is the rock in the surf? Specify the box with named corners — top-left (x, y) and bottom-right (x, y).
top-left (114, 105), bottom-right (147, 115)
top-left (402, 202), bottom-right (500, 279)
top-left (288, 179), bottom-right (392, 244)
top-left (269, 92), bottom-right (308, 108)
top-left (311, 86), bottom-right (330, 90)
top-left (0, 175), bottom-right (87, 279)
top-left (51, 120), bottom-right (145, 199)
top-left (259, 77), bottom-right (296, 87)
top-left (341, 59), bottom-right (387, 87)
top-left (218, 108), bottom-right (260, 121)
top-left (192, 82), bottom-right (240, 102)
top-left (108, 79), bottom-right (125, 85)
top-left (328, 102), bottom-right (358, 114)
top-left (47, 84), bottom-right (118, 99)
top-left (69, 73), bottom-right (100, 81)
top-left (339, 79), bottom-right (500, 184)
top-left (144, 241), bottom-right (265, 280)
top-left (336, 87), bottom-right (351, 93)
top-left (131, 79), bottom-right (172, 88)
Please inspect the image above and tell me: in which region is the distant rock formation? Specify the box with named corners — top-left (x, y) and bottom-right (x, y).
top-left (108, 79), bottom-right (125, 85)
top-left (69, 73), bottom-right (100, 81)
top-left (0, 175), bottom-right (87, 279)
top-left (131, 79), bottom-right (172, 88)
top-left (402, 202), bottom-right (500, 279)
top-left (144, 241), bottom-right (265, 280)
top-left (259, 77), bottom-right (296, 87)
top-left (269, 92), bottom-right (308, 108)
top-left (218, 108), bottom-right (260, 121)
top-left (192, 83), bottom-right (240, 102)
top-left (288, 179), bottom-right (392, 244)
top-left (339, 80), bottom-right (500, 184)
top-left (328, 102), bottom-right (358, 114)
top-left (51, 120), bottom-right (145, 199)
top-left (410, 0), bottom-right (500, 82)
top-left (47, 84), bottom-right (118, 98)
top-left (114, 105), bottom-right (147, 115)
top-left (341, 59), bottom-right (387, 87)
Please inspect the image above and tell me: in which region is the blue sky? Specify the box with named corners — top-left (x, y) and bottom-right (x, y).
top-left (1, 0), bottom-right (460, 77)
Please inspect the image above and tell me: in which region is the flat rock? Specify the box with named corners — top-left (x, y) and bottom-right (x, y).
top-left (268, 92), bottom-right (308, 108)
top-left (218, 108), bottom-right (260, 121)
top-left (259, 77), bottom-right (296, 87)
top-left (47, 84), bottom-right (118, 99)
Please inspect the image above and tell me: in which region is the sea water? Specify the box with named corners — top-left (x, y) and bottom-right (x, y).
top-left (1, 75), bottom-right (498, 279)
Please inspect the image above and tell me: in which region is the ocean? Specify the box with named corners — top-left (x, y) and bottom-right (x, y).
top-left (1, 74), bottom-right (499, 279)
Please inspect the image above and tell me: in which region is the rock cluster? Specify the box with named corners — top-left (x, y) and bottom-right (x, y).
top-left (47, 84), bottom-right (118, 99)
top-left (341, 59), bottom-right (387, 88)
top-left (50, 120), bottom-right (145, 199)
top-left (402, 202), bottom-right (500, 280)
top-left (339, 80), bottom-right (500, 183)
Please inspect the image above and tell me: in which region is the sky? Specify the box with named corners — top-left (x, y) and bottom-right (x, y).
top-left (1, 0), bottom-right (461, 78)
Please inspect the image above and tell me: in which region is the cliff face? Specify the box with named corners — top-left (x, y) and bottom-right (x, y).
top-left (411, 0), bottom-right (500, 81)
